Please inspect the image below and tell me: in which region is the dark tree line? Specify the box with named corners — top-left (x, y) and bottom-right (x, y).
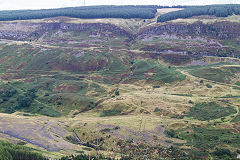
top-left (0, 5), bottom-right (190, 21)
top-left (0, 6), bottom-right (160, 21)
top-left (157, 4), bottom-right (240, 22)
top-left (0, 141), bottom-right (47, 160)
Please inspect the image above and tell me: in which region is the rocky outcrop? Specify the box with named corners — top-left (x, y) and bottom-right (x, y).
top-left (137, 21), bottom-right (240, 40)
top-left (0, 20), bottom-right (239, 41)
top-left (60, 23), bottom-right (131, 37)
top-left (0, 22), bottom-right (132, 41)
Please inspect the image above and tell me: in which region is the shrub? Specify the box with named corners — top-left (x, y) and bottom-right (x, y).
top-left (113, 126), bottom-right (120, 130)
top-left (100, 108), bottom-right (122, 117)
top-left (16, 95), bottom-right (33, 108)
top-left (188, 100), bottom-right (194, 104)
top-left (165, 129), bottom-right (176, 138)
top-left (206, 84), bottom-right (212, 88)
top-left (115, 90), bottom-right (120, 96)
top-left (100, 128), bottom-right (111, 133)
top-left (153, 85), bottom-right (160, 88)
top-left (212, 148), bottom-right (234, 158)
top-left (154, 107), bottom-right (160, 112)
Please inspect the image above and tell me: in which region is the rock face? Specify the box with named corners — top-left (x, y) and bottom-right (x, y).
top-left (0, 20), bottom-right (239, 41)
top-left (137, 21), bottom-right (240, 40)
top-left (60, 23), bottom-right (131, 37)
top-left (0, 21), bottom-right (131, 41)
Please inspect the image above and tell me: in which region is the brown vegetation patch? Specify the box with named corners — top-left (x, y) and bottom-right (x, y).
top-left (54, 83), bottom-right (79, 93)
top-left (53, 58), bottom-right (107, 72)
top-left (161, 54), bottom-right (191, 65)
top-left (233, 123), bottom-right (240, 133)
top-left (15, 62), bottom-right (26, 70)
top-left (169, 123), bottom-right (187, 129)
top-left (216, 124), bottom-right (232, 130)
top-left (0, 57), bottom-right (11, 65)
top-left (1, 73), bottom-right (14, 80)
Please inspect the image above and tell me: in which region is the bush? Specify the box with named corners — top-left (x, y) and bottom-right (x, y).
top-left (16, 95), bottom-right (33, 109)
top-left (188, 100), bottom-right (194, 104)
top-left (113, 126), bottom-right (120, 130)
top-left (154, 107), bottom-right (160, 112)
top-left (206, 84), bottom-right (212, 88)
top-left (0, 84), bottom-right (17, 98)
top-left (100, 108), bottom-right (122, 117)
top-left (100, 128), bottom-right (111, 133)
top-left (165, 129), bottom-right (176, 138)
top-left (15, 88), bottom-right (37, 109)
top-left (212, 148), bottom-right (234, 158)
top-left (115, 90), bottom-right (120, 96)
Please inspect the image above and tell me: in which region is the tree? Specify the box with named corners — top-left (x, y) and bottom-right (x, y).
top-left (16, 95), bottom-right (33, 109)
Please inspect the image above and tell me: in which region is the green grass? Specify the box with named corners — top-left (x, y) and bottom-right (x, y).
top-left (100, 108), bottom-right (122, 117)
top-left (188, 65), bottom-right (240, 83)
top-left (99, 54), bottom-right (128, 78)
top-left (235, 81), bottom-right (240, 86)
top-left (233, 86), bottom-right (240, 90)
top-left (186, 102), bottom-right (237, 121)
top-left (131, 60), bottom-right (155, 79)
top-left (231, 115), bottom-right (240, 122)
top-left (223, 40), bottom-right (240, 50)
top-left (151, 66), bottom-right (186, 83)
top-left (180, 127), bottom-right (240, 149)
top-left (189, 67), bottom-right (232, 83)
top-left (165, 123), bottom-right (240, 159)
top-left (131, 60), bottom-right (186, 83)
top-left (231, 108), bottom-right (240, 122)
top-left (27, 102), bottom-right (61, 117)
top-left (174, 127), bottom-right (239, 159)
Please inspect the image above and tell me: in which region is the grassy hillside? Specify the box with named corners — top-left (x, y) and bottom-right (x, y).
top-left (0, 14), bottom-right (239, 159)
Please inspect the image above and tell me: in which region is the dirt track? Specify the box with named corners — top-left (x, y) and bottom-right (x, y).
top-left (0, 113), bottom-right (80, 152)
